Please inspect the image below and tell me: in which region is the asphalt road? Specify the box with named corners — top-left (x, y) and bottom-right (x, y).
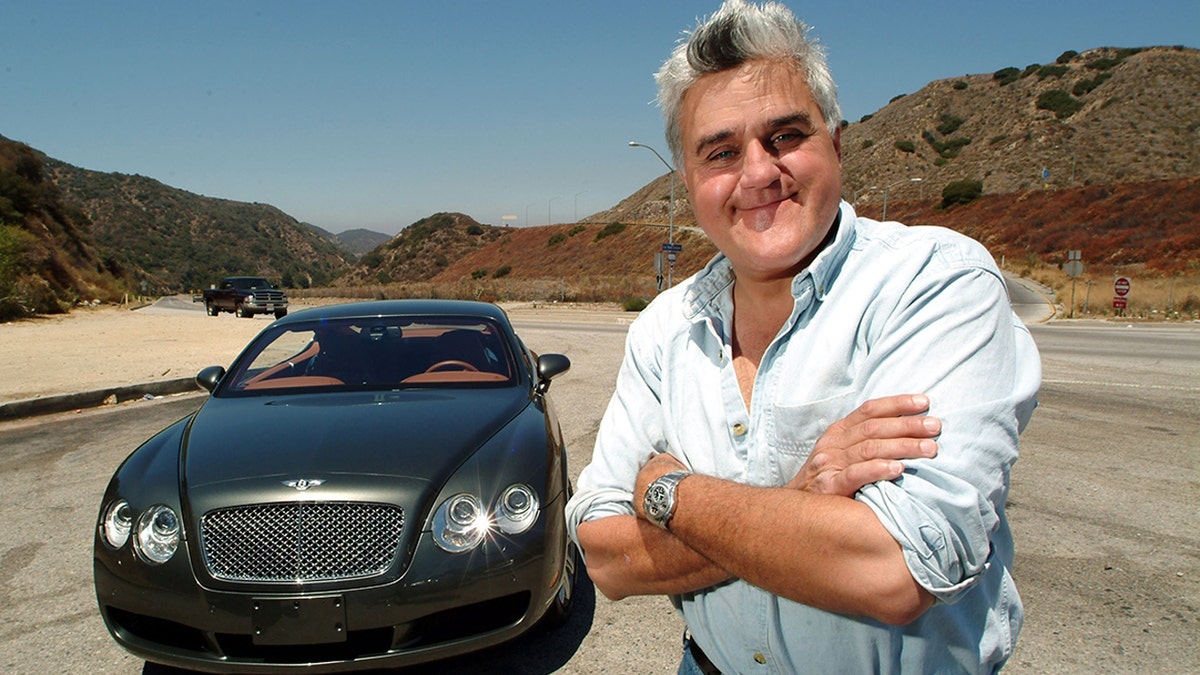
top-left (0, 316), bottom-right (1196, 674)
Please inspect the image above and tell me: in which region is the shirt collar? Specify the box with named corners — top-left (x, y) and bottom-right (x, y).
top-left (682, 201), bottom-right (858, 322)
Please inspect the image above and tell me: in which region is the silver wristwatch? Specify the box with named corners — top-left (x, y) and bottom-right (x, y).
top-left (643, 470), bottom-right (691, 530)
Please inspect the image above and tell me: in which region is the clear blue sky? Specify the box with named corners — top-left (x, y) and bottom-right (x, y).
top-left (3, 1), bottom-right (1194, 235)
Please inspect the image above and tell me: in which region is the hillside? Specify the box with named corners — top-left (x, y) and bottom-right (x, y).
top-left (0, 137), bottom-right (127, 318)
top-left (842, 46), bottom-right (1200, 204)
top-left (42, 155), bottom-right (353, 291)
top-left (336, 178), bottom-right (1199, 313)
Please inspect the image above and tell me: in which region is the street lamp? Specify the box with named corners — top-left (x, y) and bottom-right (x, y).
top-left (881, 177), bottom-right (922, 222)
top-left (628, 141), bottom-right (676, 287)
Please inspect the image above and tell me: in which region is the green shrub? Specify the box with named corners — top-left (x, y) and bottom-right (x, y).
top-left (993, 67), bottom-right (1020, 86)
top-left (861, 140), bottom-right (875, 150)
top-left (492, 265), bottom-right (511, 279)
top-left (941, 180), bottom-right (983, 208)
top-left (894, 140), bottom-right (916, 153)
top-left (1086, 57), bottom-right (1122, 71)
top-left (922, 131), bottom-right (972, 158)
top-left (1037, 64), bottom-right (1069, 79)
top-left (359, 250), bottom-right (383, 268)
top-left (1036, 89), bottom-right (1084, 119)
top-left (1073, 72), bottom-right (1112, 96)
top-left (568, 225), bottom-right (585, 236)
top-left (547, 233), bottom-right (566, 247)
top-left (1056, 50), bottom-right (1079, 64)
top-left (936, 114), bottom-right (965, 135)
top-left (465, 224), bottom-right (484, 236)
top-left (859, 113), bottom-right (874, 123)
top-left (594, 222), bottom-right (626, 242)
top-left (470, 268), bottom-right (488, 280)
top-left (1021, 63), bottom-right (1041, 78)
top-left (889, 93), bottom-right (907, 103)
top-left (621, 296), bottom-right (649, 312)
top-left (952, 80), bottom-right (968, 91)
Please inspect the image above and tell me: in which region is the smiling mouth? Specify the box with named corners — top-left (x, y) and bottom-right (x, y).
top-left (737, 195), bottom-right (791, 231)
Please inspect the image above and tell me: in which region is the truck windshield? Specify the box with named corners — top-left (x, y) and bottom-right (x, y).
top-left (231, 278), bottom-right (272, 289)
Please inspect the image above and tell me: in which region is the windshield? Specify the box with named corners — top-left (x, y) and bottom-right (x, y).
top-left (221, 315), bottom-right (518, 394)
top-left (226, 277), bottom-right (272, 289)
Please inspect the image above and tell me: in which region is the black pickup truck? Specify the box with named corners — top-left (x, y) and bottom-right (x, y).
top-left (200, 276), bottom-right (288, 319)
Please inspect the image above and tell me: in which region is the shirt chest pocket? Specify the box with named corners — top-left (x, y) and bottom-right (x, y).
top-left (767, 389), bottom-right (856, 461)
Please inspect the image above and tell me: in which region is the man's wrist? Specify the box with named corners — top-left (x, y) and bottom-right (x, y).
top-left (642, 470), bottom-right (692, 530)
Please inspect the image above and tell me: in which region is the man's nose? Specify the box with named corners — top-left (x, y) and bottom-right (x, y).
top-left (739, 139), bottom-right (781, 189)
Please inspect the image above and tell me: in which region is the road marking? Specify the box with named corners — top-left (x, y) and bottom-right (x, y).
top-left (1042, 378), bottom-right (1199, 393)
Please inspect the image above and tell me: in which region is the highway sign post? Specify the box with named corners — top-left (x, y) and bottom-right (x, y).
top-left (1113, 275), bottom-right (1131, 314)
top-left (1065, 250), bottom-right (1084, 317)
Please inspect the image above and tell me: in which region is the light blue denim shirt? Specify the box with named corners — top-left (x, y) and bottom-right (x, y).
top-left (566, 202), bottom-right (1041, 674)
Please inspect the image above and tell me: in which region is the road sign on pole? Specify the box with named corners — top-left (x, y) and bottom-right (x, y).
top-left (1114, 276), bottom-right (1131, 297)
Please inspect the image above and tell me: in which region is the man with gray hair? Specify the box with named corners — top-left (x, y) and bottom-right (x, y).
top-left (565, 1), bottom-right (1041, 673)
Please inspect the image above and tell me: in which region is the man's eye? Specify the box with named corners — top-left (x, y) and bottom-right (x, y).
top-left (771, 131), bottom-right (807, 148)
top-left (708, 149), bottom-right (737, 162)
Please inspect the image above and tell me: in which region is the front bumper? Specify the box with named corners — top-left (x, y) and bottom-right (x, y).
top-left (94, 511), bottom-right (568, 673)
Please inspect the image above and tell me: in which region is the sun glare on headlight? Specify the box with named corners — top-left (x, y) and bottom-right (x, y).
top-left (432, 483), bottom-right (541, 553)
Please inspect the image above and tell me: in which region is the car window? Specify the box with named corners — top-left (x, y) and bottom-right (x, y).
top-left (223, 315), bottom-right (518, 394)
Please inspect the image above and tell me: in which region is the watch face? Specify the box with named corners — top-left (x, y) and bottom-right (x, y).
top-left (645, 484), bottom-right (669, 518)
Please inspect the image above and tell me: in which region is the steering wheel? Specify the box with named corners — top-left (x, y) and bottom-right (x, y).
top-left (424, 360), bottom-right (480, 373)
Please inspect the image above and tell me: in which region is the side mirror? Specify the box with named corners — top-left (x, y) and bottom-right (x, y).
top-left (196, 366), bottom-right (226, 393)
top-left (535, 354), bottom-right (570, 394)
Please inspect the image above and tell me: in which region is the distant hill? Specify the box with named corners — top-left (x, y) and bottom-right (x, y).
top-left (332, 228), bottom-right (392, 257)
top-left (42, 154), bottom-right (353, 292)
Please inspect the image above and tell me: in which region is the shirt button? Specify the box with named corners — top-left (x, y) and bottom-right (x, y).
top-left (732, 423), bottom-right (747, 436)
top-left (754, 653), bottom-right (767, 664)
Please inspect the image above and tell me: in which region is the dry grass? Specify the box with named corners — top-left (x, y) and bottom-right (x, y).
top-left (1019, 265), bottom-right (1200, 320)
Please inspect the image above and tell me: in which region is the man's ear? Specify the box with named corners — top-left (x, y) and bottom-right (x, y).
top-left (832, 126), bottom-right (843, 163)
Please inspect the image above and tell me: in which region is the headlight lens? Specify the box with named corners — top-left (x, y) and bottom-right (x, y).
top-left (101, 499), bottom-right (133, 549)
top-left (494, 484), bottom-right (539, 534)
top-left (432, 484), bottom-right (542, 553)
top-left (432, 493), bottom-right (488, 553)
top-left (134, 504), bottom-right (180, 564)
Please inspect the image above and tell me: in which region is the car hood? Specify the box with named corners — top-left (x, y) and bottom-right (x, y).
top-left (181, 388), bottom-right (530, 497)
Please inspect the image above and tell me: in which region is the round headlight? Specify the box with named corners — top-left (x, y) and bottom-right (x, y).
top-left (494, 483), bottom-right (539, 535)
top-left (101, 499), bottom-right (133, 549)
top-left (433, 493), bottom-right (487, 553)
top-left (134, 504), bottom-right (180, 564)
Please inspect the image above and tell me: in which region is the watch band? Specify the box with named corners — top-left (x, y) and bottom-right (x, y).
top-left (643, 469), bottom-right (691, 530)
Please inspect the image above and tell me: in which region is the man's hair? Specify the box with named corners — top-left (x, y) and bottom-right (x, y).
top-left (655, 0), bottom-right (841, 165)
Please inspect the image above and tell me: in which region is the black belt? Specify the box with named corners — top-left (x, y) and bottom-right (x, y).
top-left (687, 637), bottom-right (722, 675)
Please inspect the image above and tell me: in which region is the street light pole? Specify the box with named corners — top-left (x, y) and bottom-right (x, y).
top-left (881, 177), bottom-right (923, 222)
top-left (629, 141), bottom-right (676, 287)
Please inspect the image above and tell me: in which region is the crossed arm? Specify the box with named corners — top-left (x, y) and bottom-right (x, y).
top-left (575, 395), bottom-right (938, 625)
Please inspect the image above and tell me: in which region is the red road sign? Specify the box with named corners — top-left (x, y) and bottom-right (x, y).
top-left (1113, 297), bottom-right (1127, 309)
top-left (1114, 276), bottom-right (1131, 297)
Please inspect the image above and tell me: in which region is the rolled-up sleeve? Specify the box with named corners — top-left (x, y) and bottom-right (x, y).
top-left (565, 311), bottom-right (669, 547)
top-left (854, 235), bottom-right (1040, 602)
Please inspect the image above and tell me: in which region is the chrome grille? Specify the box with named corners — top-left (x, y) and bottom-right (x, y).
top-left (251, 290), bottom-right (286, 304)
top-left (200, 502), bottom-right (404, 583)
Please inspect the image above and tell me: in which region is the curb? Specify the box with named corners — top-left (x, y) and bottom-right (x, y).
top-left (0, 377), bottom-right (203, 422)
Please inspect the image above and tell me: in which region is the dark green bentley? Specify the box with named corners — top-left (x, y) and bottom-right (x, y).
top-left (94, 300), bottom-right (577, 672)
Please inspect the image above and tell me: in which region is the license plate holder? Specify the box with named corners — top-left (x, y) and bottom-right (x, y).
top-left (251, 595), bottom-right (347, 645)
